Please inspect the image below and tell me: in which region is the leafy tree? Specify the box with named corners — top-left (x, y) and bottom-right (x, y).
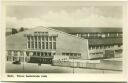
top-left (12, 28), bottom-right (18, 34)
top-left (19, 27), bottom-right (24, 32)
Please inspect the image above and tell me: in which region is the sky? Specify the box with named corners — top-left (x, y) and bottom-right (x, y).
top-left (6, 2), bottom-right (123, 29)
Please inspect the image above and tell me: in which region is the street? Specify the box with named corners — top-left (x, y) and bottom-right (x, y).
top-left (6, 62), bottom-right (121, 73)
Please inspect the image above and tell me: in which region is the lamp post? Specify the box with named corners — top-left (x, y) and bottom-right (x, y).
top-left (22, 52), bottom-right (24, 73)
top-left (73, 57), bottom-right (74, 74)
top-left (51, 51), bottom-right (56, 65)
top-left (71, 51), bottom-right (74, 74)
top-left (23, 51), bottom-right (27, 73)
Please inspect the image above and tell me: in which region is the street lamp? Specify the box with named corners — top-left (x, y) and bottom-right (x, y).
top-left (23, 51), bottom-right (27, 72)
top-left (73, 57), bottom-right (74, 74)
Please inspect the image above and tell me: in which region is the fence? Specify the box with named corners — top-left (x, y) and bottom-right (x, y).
top-left (52, 59), bottom-right (122, 71)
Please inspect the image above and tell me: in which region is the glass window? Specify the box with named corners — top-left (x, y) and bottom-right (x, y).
top-left (49, 42), bottom-right (52, 49)
top-left (37, 52), bottom-right (40, 56)
top-left (20, 51), bottom-right (23, 56)
top-left (78, 53), bottom-right (81, 57)
top-left (74, 53), bottom-right (77, 56)
top-left (48, 53), bottom-right (51, 56)
top-left (53, 42), bottom-right (56, 49)
top-left (49, 36), bottom-right (52, 41)
top-left (38, 42), bottom-right (41, 49)
top-left (45, 52), bottom-right (47, 56)
top-left (27, 36), bottom-right (30, 41)
top-left (96, 46), bottom-right (99, 49)
top-left (53, 53), bottom-right (56, 55)
top-left (46, 42), bottom-right (48, 49)
top-left (41, 52), bottom-right (44, 56)
top-left (14, 51), bottom-right (17, 56)
top-left (31, 41), bottom-right (34, 49)
top-left (62, 53), bottom-right (66, 55)
top-left (45, 32), bottom-right (48, 35)
top-left (53, 36), bottom-right (56, 41)
top-left (33, 52), bottom-right (36, 56)
top-left (46, 36), bottom-right (48, 41)
top-left (26, 52), bottom-right (29, 56)
top-left (42, 36), bottom-right (44, 41)
top-left (42, 42), bottom-right (45, 49)
top-left (28, 41), bottom-right (30, 49)
top-left (31, 36), bottom-right (34, 41)
top-left (35, 36), bottom-right (37, 41)
top-left (35, 42), bottom-right (37, 49)
top-left (118, 33), bottom-right (122, 37)
top-left (70, 53), bottom-right (73, 56)
top-left (38, 36), bottom-right (41, 41)
top-left (8, 51), bottom-right (11, 56)
top-left (66, 53), bottom-right (69, 56)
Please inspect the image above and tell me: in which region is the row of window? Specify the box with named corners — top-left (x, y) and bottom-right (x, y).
top-left (73, 33), bottom-right (122, 38)
top-left (90, 52), bottom-right (104, 55)
top-left (26, 52), bottom-right (55, 57)
top-left (62, 53), bottom-right (81, 57)
top-left (115, 49), bottom-right (123, 53)
top-left (89, 44), bottom-right (122, 50)
top-left (7, 51), bottom-right (24, 56)
top-left (27, 36), bottom-right (56, 41)
top-left (7, 50), bottom-right (55, 57)
top-left (34, 32), bottom-right (48, 35)
top-left (27, 41), bottom-right (56, 49)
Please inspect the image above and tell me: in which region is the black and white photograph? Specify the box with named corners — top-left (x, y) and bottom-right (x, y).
top-left (5, 1), bottom-right (123, 73)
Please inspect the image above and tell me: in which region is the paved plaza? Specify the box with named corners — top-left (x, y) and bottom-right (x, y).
top-left (6, 62), bottom-right (121, 73)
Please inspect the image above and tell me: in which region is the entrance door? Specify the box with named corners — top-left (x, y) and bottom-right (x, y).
top-left (41, 52), bottom-right (52, 64)
top-left (29, 52), bottom-right (53, 64)
top-left (41, 58), bottom-right (52, 64)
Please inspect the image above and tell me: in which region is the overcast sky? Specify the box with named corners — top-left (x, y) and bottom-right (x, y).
top-left (6, 2), bottom-right (123, 29)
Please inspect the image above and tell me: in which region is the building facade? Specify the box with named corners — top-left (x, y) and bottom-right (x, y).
top-left (6, 26), bottom-right (123, 64)
top-left (6, 26), bottom-right (88, 64)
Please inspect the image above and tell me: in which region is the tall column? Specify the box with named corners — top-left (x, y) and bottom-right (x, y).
top-left (29, 36), bottom-right (31, 49)
top-left (36, 36), bottom-right (38, 49)
top-left (23, 51), bottom-right (26, 62)
top-left (44, 36), bottom-right (45, 49)
top-left (41, 36), bottom-right (42, 49)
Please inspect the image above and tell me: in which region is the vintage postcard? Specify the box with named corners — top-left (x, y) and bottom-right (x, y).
top-left (1, 81), bottom-right (127, 83)
top-left (0, 0), bottom-right (128, 81)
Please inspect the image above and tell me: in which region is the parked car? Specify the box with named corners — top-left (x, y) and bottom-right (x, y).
top-left (12, 61), bottom-right (21, 64)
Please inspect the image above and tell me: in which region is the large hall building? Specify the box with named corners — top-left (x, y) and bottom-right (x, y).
top-left (6, 26), bottom-right (123, 64)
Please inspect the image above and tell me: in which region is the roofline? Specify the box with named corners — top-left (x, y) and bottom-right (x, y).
top-left (37, 26), bottom-right (87, 40)
top-left (7, 26), bottom-right (87, 41)
top-left (49, 26), bottom-right (122, 28)
top-left (50, 27), bottom-right (122, 33)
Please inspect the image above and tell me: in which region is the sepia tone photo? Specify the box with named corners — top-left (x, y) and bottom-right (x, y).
top-left (5, 1), bottom-right (123, 73)
top-left (1, 81), bottom-right (127, 83)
